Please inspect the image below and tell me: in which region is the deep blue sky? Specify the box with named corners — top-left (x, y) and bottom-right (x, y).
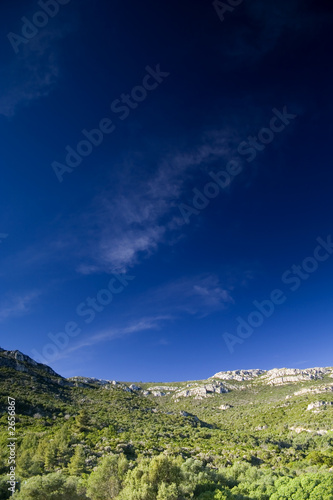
top-left (1, 0), bottom-right (333, 381)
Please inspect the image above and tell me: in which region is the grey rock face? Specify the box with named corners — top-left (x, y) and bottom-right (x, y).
top-left (147, 386), bottom-right (178, 391)
top-left (212, 369), bottom-right (265, 381)
top-left (151, 391), bottom-right (166, 397)
top-left (0, 349), bottom-right (60, 377)
top-left (262, 368), bottom-right (330, 386)
top-left (129, 384), bottom-right (141, 391)
top-left (175, 381), bottom-right (229, 399)
top-left (293, 385), bottom-right (333, 397)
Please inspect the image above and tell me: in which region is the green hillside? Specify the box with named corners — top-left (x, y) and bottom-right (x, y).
top-left (0, 349), bottom-right (332, 499)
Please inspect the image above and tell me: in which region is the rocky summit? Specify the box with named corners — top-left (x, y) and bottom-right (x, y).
top-left (0, 348), bottom-right (60, 377)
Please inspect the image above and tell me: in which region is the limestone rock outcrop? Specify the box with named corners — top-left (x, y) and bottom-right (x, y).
top-left (293, 385), bottom-right (333, 397)
top-left (219, 404), bottom-right (232, 410)
top-left (307, 401), bottom-right (333, 411)
top-left (0, 348), bottom-right (60, 377)
top-left (212, 369), bottom-right (265, 381)
top-left (261, 368), bottom-right (330, 386)
top-left (174, 381), bottom-right (228, 399)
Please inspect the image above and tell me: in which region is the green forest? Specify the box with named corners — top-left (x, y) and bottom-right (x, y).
top-left (0, 352), bottom-right (333, 499)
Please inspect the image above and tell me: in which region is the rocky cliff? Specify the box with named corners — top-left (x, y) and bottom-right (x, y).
top-left (260, 367), bottom-right (331, 386)
top-left (0, 348), bottom-right (60, 377)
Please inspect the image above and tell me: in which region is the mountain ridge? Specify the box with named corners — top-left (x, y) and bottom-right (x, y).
top-left (1, 347), bottom-right (332, 385)
top-left (1, 347), bottom-right (332, 402)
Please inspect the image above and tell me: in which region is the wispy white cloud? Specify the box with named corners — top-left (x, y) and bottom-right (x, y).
top-left (53, 315), bottom-right (172, 359)
top-left (76, 135), bottom-right (239, 273)
top-left (1, 24), bottom-right (74, 117)
top-left (138, 274), bottom-right (234, 318)
top-left (0, 290), bottom-right (41, 321)
top-left (97, 225), bottom-right (166, 273)
top-left (0, 126), bottom-right (245, 282)
top-left (193, 284), bottom-right (232, 307)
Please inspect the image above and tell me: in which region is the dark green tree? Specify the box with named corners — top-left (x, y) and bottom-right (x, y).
top-left (75, 409), bottom-right (91, 433)
top-left (68, 445), bottom-right (86, 476)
